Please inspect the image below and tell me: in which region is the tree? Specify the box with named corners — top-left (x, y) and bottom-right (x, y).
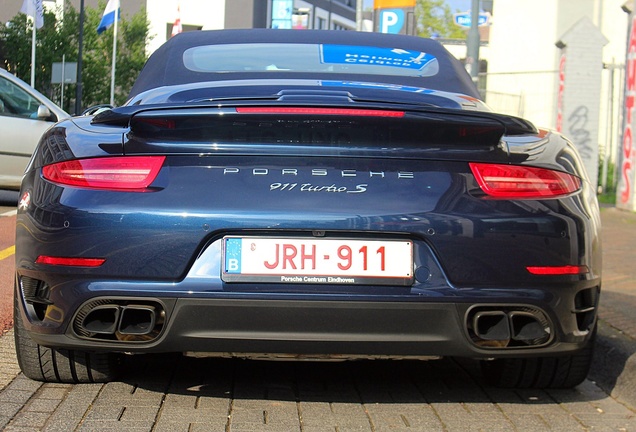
top-left (81, 1), bottom-right (152, 108)
top-left (415, 0), bottom-right (466, 39)
top-left (0, 1), bottom-right (150, 113)
top-left (0, 8), bottom-right (70, 97)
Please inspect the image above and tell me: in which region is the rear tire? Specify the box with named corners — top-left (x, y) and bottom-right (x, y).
top-left (481, 326), bottom-right (596, 389)
top-left (14, 289), bottom-right (122, 383)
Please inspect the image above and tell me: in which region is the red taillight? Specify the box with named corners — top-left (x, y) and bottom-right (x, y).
top-left (469, 163), bottom-right (581, 199)
top-left (235, 107), bottom-right (405, 117)
top-left (36, 256), bottom-right (106, 267)
top-left (526, 265), bottom-right (589, 275)
top-left (42, 156), bottom-right (165, 191)
top-left (136, 118), bottom-right (176, 129)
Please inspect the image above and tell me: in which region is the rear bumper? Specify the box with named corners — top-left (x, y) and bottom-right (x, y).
top-left (138, 298), bottom-right (471, 357)
top-left (19, 288), bottom-right (599, 359)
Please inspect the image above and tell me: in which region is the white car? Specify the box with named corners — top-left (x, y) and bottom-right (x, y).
top-left (0, 68), bottom-right (69, 190)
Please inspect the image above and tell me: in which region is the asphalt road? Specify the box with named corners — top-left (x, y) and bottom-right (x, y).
top-left (0, 206), bottom-right (634, 431)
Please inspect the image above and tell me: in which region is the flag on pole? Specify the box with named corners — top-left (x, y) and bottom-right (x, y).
top-left (21, 0), bottom-right (43, 87)
top-left (97, 0), bottom-right (120, 34)
top-left (171, 5), bottom-right (182, 37)
top-left (20, 0), bottom-right (44, 29)
top-left (96, 0), bottom-right (121, 105)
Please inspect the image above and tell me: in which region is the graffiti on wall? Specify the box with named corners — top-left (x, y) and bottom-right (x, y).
top-left (568, 105), bottom-right (594, 160)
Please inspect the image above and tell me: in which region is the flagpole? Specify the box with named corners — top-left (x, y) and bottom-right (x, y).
top-left (110, 6), bottom-right (118, 106)
top-left (30, 19), bottom-right (36, 87)
top-left (21, 0), bottom-right (43, 87)
top-left (75, 0), bottom-right (85, 115)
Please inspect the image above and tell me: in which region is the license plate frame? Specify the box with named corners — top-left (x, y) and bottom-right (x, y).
top-left (222, 236), bottom-right (413, 286)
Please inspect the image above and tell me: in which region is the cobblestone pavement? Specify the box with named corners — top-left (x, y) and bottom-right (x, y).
top-left (0, 207), bottom-right (634, 431)
top-left (1, 340), bottom-right (635, 432)
top-left (589, 206), bottom-right (636, 416)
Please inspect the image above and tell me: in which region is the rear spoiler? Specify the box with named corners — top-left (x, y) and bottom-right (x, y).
top-left (92, 101), bottom-right (538, 136)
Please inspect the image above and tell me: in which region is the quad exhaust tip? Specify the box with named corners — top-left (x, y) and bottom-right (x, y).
top-left (118, 305), bottom-right (156, 335)
top-left (469, 307), bottom-right (551, 348)
top-left (75, 300), bottom-right (164, 342)
top-left (473, 311), bottom-right (510, 341)
top-left (81, 305), bottom-right (121, 335)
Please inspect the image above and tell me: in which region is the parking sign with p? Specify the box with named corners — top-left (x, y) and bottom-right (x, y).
top-left (374, 0), bottom-right (416, 35)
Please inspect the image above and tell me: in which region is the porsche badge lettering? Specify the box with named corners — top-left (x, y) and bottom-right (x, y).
top-left (270, 183), bottom-right (368, 194)
top-left (222, 167), bottom-right (415, 179)
top-left (221, 167), bottom-right (413, 194)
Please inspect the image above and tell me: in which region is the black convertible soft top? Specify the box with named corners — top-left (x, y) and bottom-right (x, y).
top-left (128, 29), bottom-right (480, 100)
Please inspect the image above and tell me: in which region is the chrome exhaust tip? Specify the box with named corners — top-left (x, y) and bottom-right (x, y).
top-left (81, 305), bottom-right (120, 335)
top-left (118, 305), bottom-right (156, 336)
top-left (473, 311), bottom-right (510, 341)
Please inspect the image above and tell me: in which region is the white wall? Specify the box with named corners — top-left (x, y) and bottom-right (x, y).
top-left (486, 0), bottom-right (562, 127)
top-left (486, 0), bottom-right (627, 131)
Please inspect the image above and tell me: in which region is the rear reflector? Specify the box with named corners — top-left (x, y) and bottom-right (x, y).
top-left (42, 156), bottom-right (165, 191)
top-left (236, 107), bottom-right (405, 117)
top-left (469, 163), bottom-right (581, 198)
top-left (526, 265), bottom-right (589, 275)
top-left (36, 256), bottom-right (106, 267)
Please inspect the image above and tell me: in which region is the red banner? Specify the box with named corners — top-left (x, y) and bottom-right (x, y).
top-left (620, 16), bottom-right (636, 206)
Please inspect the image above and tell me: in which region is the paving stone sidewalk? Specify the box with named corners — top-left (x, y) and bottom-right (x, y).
top-left (596, 206), bottom-right (636, 337)
top-left (589, 206), bottom-right (636, 411)
top-left (1, 333), bottom-right (636, 432)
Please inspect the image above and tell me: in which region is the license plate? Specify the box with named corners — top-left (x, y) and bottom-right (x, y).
top-left (222, 237), bottom-right (413, 286)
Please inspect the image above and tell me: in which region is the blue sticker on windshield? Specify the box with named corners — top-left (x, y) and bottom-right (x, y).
top-left (321, 80), bottom-right (436, 94)
top-left (321, 45), bottom-right (437, 72)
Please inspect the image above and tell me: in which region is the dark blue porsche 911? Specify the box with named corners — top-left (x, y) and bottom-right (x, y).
top-left (14, 29), bottom-right (601, 388)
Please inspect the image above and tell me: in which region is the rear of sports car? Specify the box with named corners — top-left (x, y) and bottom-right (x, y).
top-left (13, 30), bottom-right (601, 388)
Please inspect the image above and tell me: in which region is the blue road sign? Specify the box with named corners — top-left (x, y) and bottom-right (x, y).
top-left (454, 12), bottom-right (489, 28)
top-left (379, 9), bottom-right (405, 34)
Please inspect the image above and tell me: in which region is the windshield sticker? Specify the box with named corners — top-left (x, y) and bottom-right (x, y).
top-left (321, 45), bottom-right (437, 72)
top-left (321, 80), bottom-right (436, 94)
